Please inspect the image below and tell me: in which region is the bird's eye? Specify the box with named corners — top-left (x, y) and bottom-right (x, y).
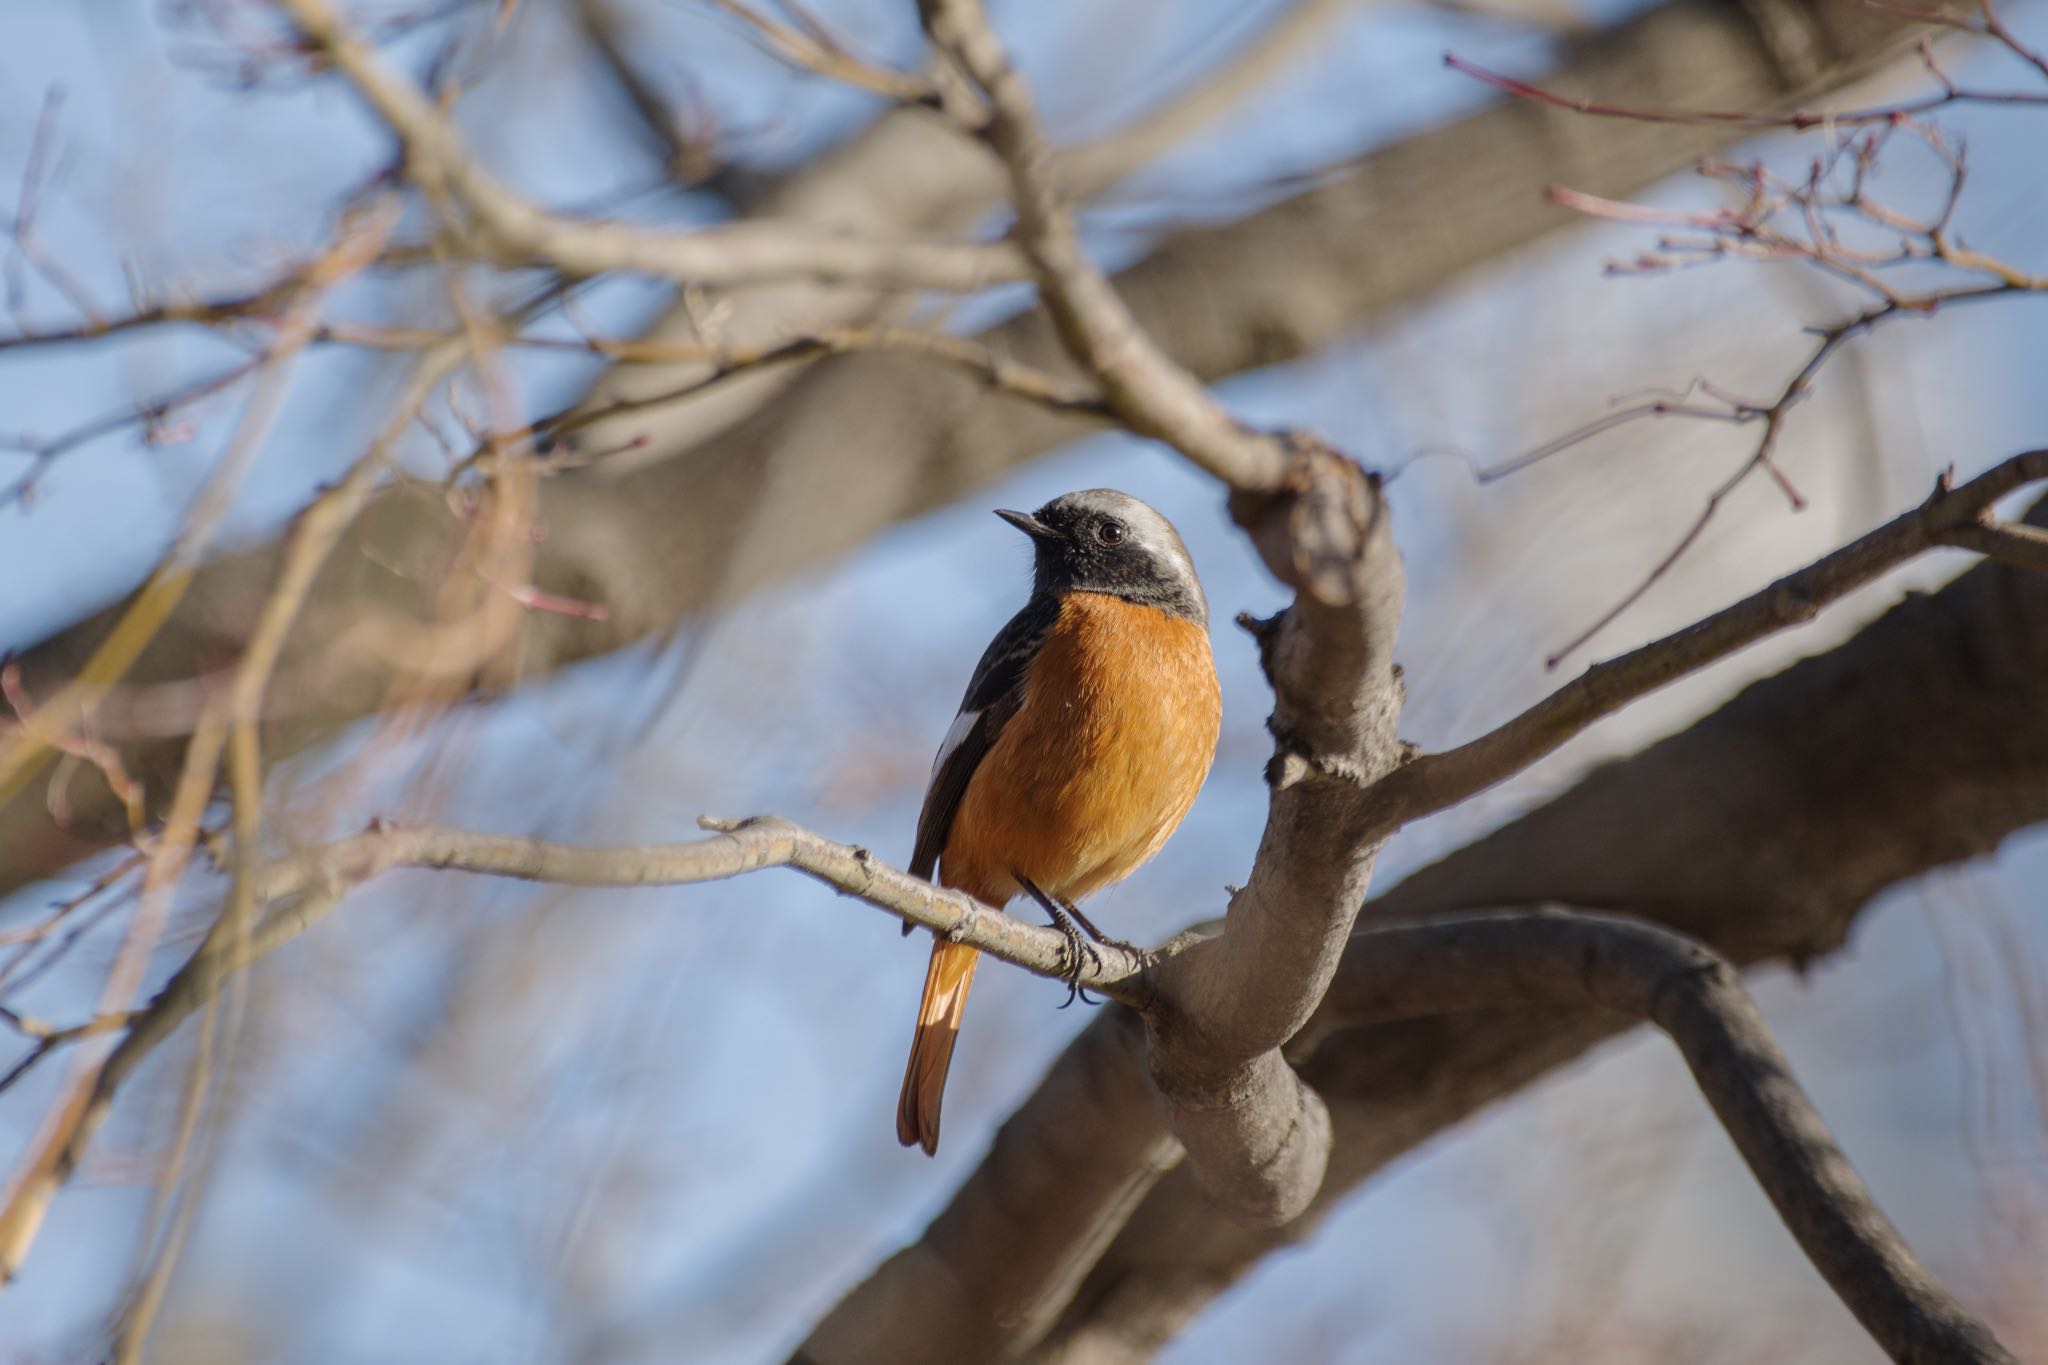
top-left (1097, 519), bottom-right (1126, 545)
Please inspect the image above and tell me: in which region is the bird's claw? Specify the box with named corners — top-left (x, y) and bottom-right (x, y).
top-left (1054, 919), bottom-right (1102, 1008)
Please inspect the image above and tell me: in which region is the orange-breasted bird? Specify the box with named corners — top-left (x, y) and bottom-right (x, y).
top-left (897, 489), bottom-right (1221, 1155)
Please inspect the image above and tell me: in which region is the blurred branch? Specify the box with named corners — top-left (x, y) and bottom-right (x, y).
top-left (0, 303), bottom-right (1113, 444)
top-left (276, 0), bottom-right (1031, 292)
top-left (0, 360), bottom-right (262, 509)
top-left (0, 0), bottom-right (1950, 899)
top-left (0, 196), bottom-right (396, 822)
top-left (0, 254), bottom-right (458, 1292)
top-left (702, 0), bottom-right (940, 104)
top-left (1324, 909), bottom-right (2015, 1365)
top-left (0, 809), bottom-right (1144, 1285)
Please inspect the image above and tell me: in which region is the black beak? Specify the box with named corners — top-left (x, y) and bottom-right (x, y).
top-left (995, 508), bottom-right (1060, 541)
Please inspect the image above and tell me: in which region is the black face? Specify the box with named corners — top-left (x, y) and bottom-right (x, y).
top-left (995, 489), bottom-right (1206, 623)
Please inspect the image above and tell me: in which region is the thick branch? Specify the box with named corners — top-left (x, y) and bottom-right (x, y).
top-left (1032, 496), bottom-right (2048, 1364)
top-left (813, 481), bottom-right (2048, 1362)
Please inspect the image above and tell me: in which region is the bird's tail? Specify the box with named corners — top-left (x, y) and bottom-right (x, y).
top-left (897, 939), bottom-right (981, 1155)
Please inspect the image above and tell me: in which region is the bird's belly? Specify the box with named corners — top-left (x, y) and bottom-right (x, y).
top-left (941, 592), bottom-right (1220, 907)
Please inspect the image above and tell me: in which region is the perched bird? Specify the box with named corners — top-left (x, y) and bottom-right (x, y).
top-left (897, 489), bottom-right (1221, 1155)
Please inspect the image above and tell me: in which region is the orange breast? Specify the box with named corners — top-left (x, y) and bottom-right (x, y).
top-left (940, 592), bottom-right (1221, 908)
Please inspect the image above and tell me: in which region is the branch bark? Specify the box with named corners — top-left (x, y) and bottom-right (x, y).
top-left (251, 814), bottom-right (1149, 992)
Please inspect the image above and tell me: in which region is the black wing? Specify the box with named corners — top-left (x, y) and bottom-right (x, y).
top-left (908, 593), bottom-right (1059, 882)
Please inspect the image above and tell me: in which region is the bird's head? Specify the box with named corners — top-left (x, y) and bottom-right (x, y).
top-left (996, 489), bottom-right (1207, 624)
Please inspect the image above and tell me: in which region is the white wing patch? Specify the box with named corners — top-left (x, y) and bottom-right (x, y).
top-left (930, 709), bottom-right (981, 781)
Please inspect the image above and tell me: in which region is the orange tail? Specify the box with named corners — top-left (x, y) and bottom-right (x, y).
top-left (897, 940), bottom-right (981, 1155)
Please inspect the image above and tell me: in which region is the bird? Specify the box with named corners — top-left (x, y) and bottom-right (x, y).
top-left (897, 488), bottom-right (1221, 1156)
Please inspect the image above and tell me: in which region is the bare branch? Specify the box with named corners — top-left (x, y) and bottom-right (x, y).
top-left (525, 326), bottom-right (1110, 457)
top-left (0, 811), bottom-right (1152, 1286)
top-left (251, 814), bottom-right (1147, 993)
top-left (1323, 909), bottom-right (2016, 1365)
top-left (1369, 448), bottom-right (2048, 832)
top-left (274, 0), bottom-right (1029, 293)
top-left (919, 0), bottom-right (1291, 493)
top-left (1943, 515), bottom-right (2048, 572)
top-left (702, 0), bottom-right (939, 104)
top-left (1451, 41), bottom-right (2046, 666)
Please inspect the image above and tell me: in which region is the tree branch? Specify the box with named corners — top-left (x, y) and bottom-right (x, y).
top-left (275, 0), bottom-right (1029, 293)
top-left (807, 477), bottom-right (2048, 1365)
top-left (921, 0), bottom-right (1289, 493)
top-left (1028, 495), bottom-right (2048, 1364)
top-left (559, 0), bottom-right (1371, 468)
top-left (1368, 449), bottom-right (2048, 832)
top-left (251, 814), bottom-right (1148, 993)
top-left (1943, 514), bottom-right (2048, 573)
top-left (1322, 909), bottom-right (2015, 1365)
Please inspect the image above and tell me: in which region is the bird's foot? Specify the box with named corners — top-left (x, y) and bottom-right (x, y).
top-left (1054, 921), bottom-right (1103, 1010)
top-left (1058, 897), bottom-right (1146, 967)
top-left (1018, 875), bottom-right (1102, 1007)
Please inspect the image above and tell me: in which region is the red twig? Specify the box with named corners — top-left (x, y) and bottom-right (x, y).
top-left (479, 571), bottom-right (612, 621)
